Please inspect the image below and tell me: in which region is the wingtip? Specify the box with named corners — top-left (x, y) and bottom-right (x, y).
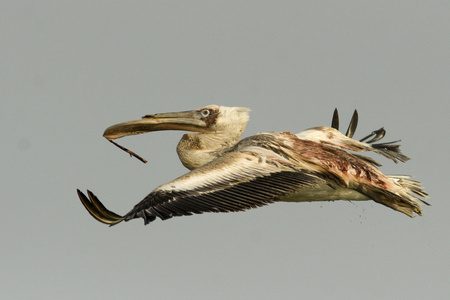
top-left (76, 189), bottom-right (125, 226)
top-left (331, 108), bottom-right (339, 130)
top-left (345, 110), bottom-right (358, 138)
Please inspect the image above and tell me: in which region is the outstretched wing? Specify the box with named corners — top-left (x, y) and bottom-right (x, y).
top-left (78, 150), bottom-right (328, 226)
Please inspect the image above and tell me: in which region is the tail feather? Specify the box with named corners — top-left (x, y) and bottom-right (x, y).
top-left (357, 176), bottom-right (429, 217)
top-left (388, 175), bottom-right (430, 204)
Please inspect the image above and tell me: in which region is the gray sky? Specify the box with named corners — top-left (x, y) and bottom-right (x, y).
top-left (2, 1), bottom-right (449, 299)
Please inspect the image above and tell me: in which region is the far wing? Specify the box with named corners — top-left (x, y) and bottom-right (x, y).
top-left (296, 109), bottom-right (409, 164)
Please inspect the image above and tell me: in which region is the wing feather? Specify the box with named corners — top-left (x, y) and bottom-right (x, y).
top-left (122, 151), bottom-right (326, 224)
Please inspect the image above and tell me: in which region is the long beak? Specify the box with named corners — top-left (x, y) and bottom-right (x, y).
top-left (102, 109), bottom-right (209, 163)
top-left (103, 110), bottom-right (209, 140)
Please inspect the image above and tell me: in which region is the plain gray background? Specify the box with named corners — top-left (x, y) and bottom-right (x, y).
top-left (2, 1), bottom-right (449, 299)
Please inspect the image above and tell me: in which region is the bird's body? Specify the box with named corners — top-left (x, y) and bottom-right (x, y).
top-left (78, 105), bottom-right (429, 226)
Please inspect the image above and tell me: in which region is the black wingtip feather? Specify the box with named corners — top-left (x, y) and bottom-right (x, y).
top-left (345, 110), bottom-right (358, 138)
top-left (360, 128), bottom-right (386, 143)
top-left (77, 189), bottom-right (125, 226)
top-left (331, 108), bottom-right (339, 130)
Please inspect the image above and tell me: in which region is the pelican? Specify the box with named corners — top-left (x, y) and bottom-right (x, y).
top-left (77, 105), bottom-right (429, 226)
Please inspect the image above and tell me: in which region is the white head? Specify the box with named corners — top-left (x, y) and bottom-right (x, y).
top-left (102, 105), bottom-right (252, 169)
top-left (198, 105), bottom-right (251, 136)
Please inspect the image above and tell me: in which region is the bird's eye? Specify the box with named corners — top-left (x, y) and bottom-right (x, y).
top-left (200, 109), bottom-right (211, 118)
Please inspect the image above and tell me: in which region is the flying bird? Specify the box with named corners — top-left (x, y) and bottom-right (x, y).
top-left (77, 105), bottom-right (429, 226)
